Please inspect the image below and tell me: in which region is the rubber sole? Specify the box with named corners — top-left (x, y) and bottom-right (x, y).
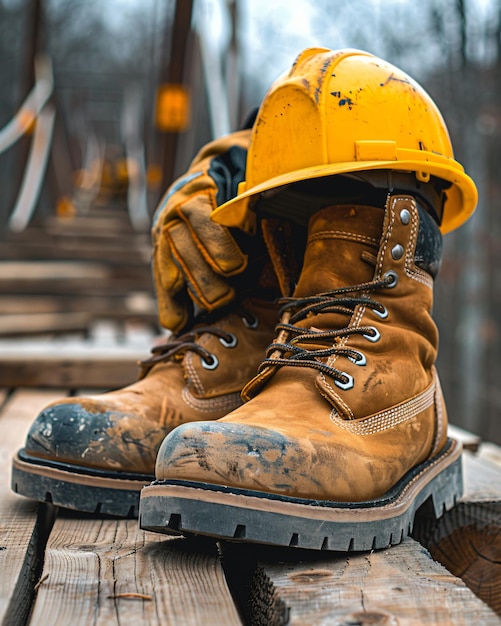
top-left (139, 438), bottom-right (463, 551)
top-left (12, 450), bottom-right (153, 518)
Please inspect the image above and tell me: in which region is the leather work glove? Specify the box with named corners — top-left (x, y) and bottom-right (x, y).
top-left (152, 129), bottom-right (252, 332)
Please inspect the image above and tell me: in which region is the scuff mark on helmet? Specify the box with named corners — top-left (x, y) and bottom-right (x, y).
top-left (314, 58), bottom-right (332, 103)
top-left (382, 72), bottom-right (411, 86)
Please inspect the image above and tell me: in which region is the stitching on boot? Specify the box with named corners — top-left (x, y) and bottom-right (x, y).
top-left (320, 371), bottom-right (355, 419)
top-left (403, 200), bottom-right (434, 288)
top-left (375, 196), bottom-right (396, 279)
top-left (184, 352), bottom-right (205, 395)
top-left (308, 231), bottom-right (379, 247)
top-left (181, 387), bottom-right (243, 412)
top-left (328, 378), bottom-right (436, 434)
top-left (389, 196), bottom-right (432, 288)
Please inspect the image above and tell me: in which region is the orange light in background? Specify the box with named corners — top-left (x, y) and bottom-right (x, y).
top-left (155, 84), bottom-right (191, 132)
top-left (18, 109), bottom-right (36, 135)
top-left (56, 196), bottom-right (76, 219)
top-left (146, 163), bottom-right (162, 189)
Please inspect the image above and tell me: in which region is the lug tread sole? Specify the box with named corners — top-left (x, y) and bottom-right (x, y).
top-left (11, 454), bottom-right (151, 518)
top-left (139, 439), bottom-right (463, 551)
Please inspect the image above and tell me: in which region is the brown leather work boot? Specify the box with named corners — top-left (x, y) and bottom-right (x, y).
top-left (12, 297), bottom-right (279, 517)
top-left (139, 196), bottom-right (463, 550)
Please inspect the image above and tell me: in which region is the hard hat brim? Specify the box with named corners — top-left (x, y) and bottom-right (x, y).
top-left (212, 158), bottom-right (478, 235)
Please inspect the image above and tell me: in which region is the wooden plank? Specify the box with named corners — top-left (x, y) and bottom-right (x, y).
top-left (0, 278), bottom-right (153, 296)
top-left (0, 261), bottom-right (112, 280)
top-left (0, 295), bottom-right (158, 322)
top-left (0, 389), bottom-right (68, 626)
top-left (30, 519), bottom-right (242, 626)
top-left (448, 423), bottom-right (482, 452)
top-left (0, 312), bottom-right (92, 337)
top-left (11, 214), bottom-right (147, 236)
top-left (0, 261), bottom-right (153, 295)
top-left (223, 537), bottom-right (500, 625)
top-left (477, 442), bottom-right (501, 469)
top-left (0, 348), bottom-right (144, 388)
top-left (40, 214), bottom-right (149, 235)
top-left (414, 450), bottom-right (501, 616)
top-left (0, 241), bottom-right (151, 265)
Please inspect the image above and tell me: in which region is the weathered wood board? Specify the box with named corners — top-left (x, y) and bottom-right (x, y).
top-left (30, 520), bottom-right (242, 626)
top-left (0, 389), bottom-right (68, 626)
top-left (1, 384), bottom-right (499, 624)
top-left (223, 536), bottom-right (501, 625)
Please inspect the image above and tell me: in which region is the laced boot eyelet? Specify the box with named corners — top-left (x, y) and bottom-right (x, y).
top-left (383, 270), bottom-right (399, 288)
top-left (348, 350), bottom-right (366, 366)
top-left (201, 354), bottom-right (219, 370)
top-left (373, 305), bottom-right (388, 319)
top-left (335, 372), bottom-right (354, 390)
top-left (363, 327), bottom-right (381, 343)
top-left (219, 333), bottom-right (238, 348)
top-left (242, 313), bottom-right (259, 329)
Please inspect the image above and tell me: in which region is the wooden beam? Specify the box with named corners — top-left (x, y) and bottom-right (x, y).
top-left (157, 0), bottom-right (194, 188)
top-left (222, 534), bottom-right (499, 625)
top-left (414, 448), bottom-right (501, 616)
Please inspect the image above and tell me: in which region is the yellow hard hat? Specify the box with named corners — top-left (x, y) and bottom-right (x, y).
top-left (212, 48), bottom-right (478, 234)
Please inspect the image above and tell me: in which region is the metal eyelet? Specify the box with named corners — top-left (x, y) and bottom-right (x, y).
top-left (219, 333), bottom-right (238, 348)
top-left (201, 354), bottom-right (219, 370)
top-left (363, 327), bottom-right (381, 343)
top-left (383, 270), bottom-right (399, 288)
top-left (242, 314), bottom-right (259, 329)
top-left (335, 372), bottom-right (354, 390)
top-left (373, 305), bottom-right (388, 319)
top-left (348, 350), bottom-right (366, 366)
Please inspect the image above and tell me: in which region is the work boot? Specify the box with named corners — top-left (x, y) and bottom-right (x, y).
top-left (12, 297), bottom-right (279, 517)
top-left (139, 196), bottom-right (463, 550)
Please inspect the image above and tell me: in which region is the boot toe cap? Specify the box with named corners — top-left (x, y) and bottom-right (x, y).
top-left (24, 400), bottom-right (160, 474)
top-left (155, 421), bottom-right (324, 497)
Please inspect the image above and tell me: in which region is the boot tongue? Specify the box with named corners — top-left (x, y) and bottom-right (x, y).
top-left (293, 204), bottom-right (385, 298)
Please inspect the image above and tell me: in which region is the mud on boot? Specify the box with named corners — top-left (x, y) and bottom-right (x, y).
top-left (12, 298), bottom-right (279, 517)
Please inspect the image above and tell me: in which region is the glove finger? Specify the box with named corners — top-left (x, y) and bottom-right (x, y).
top-left (152, 241), bottom-right (190, 331)
top-left (166, 220), bottom-right (235, 311)
top-left (155, 283), bottom-right (193, 333)
top-left (152, 218), bottom-right (185, 295)
top-left (178, 191), bottom-right (248, 276)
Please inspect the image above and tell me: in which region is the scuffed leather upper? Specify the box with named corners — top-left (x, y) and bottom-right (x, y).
top-left (24, 299), bottom-right (279, 475)
top-left (155, 197), bottom-right (449, 502)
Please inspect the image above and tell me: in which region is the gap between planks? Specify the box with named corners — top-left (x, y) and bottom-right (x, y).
top-left (0, 389), bottom-right (69, 626)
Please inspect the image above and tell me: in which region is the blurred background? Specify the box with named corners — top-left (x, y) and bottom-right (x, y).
top-left (0, 0), bottom-right (499, 444)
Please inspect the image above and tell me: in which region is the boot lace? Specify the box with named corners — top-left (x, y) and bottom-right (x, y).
top-left (141, 307), bottom-right (258, 370)
top-left (258, 275), bottom-right (394, 390)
